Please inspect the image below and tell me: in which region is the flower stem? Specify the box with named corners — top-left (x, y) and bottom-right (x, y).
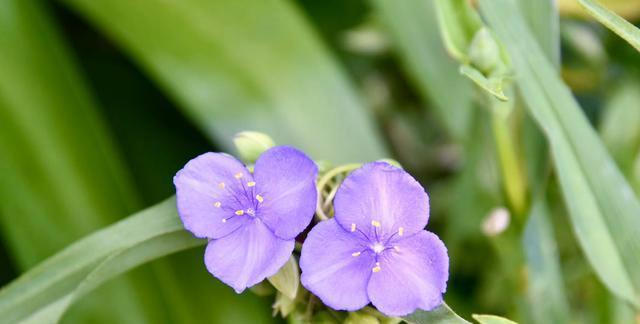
top-left (491, 108), bottom-right (527, 217)
top-left (315, 163), bottom-right (362, 220)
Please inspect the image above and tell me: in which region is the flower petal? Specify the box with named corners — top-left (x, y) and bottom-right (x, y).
top-left (253, 146), bottom-right (318, 239)
top-left (204, 218), bottom-right (294, 293)
top-left (300, 219), bottom-right (375, 311)
top-left (174, 152), bottom-right (254, 239)
top-left (334, 162), bottom-right (429, 239)
top-left (367, 231), bottom-right (449, 317)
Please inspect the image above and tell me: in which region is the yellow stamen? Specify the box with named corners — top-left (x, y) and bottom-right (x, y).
top-left (214, 201), bottom-right (221, 208)
top-left (218, 182), bottom-right (225, 189)
top-left (398, 227), bottom-right (404, 236)
top-left (235, 210), bottom-right (244, 216)
top-left (256, 194), bottom-right (264, 203)
top-left (247, 181), bottom-right (256, 187)
top-left (352, 251), bottom-right (361, 257)
top-left (372, 262), bottom-right (381, 273)
top-left (234, 172), bottom-right (243, 179)
top-left (371, 220), bottom-right (381, 228)
top-left (350, 223), bottom-right (356, 232)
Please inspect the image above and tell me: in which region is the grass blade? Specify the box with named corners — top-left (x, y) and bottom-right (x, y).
top-left (0, 198), bottom-right (200, 323)
top-left (579, 0), bottom-right (640, 53)
top-left (480, 0), bottom-right (640, 307)
top-left (369, 0), bottom-right (475, 140)
top-left (523, 200), bottom-right (571, 324)
top-left (0, 1), bottom-right (173, 322)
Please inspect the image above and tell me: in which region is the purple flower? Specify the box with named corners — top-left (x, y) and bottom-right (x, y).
top-left (174, 146), bottom-right (317, 293)
top-left (300, 162), bottom-right (449, 316)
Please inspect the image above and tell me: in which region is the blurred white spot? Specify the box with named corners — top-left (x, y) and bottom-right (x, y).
top-left (482, 207), bottom-right (510, 237)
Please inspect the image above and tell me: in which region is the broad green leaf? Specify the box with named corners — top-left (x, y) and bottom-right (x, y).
top-left (579, 0), bottom-right (640, 53)
top-left (472, 314), bottom-right (518, 324)
top-left (267, 255), bottom-right (299, 300)
top-left (369, 0), bottom-right (474, 140)
top-left (433, 0), bottom-right (483, 61)
top-left (0, 198), bottom-right (200, 323)
top-left (523, 200), bottom-right (571, 324)
top-left (0, 0), bottom-right (170, 322)
top-left (403, 303), bottom-right (471, 324)
top-left (480, 0), bottom-right (640, 307)
top-left (59, 0), bottom-right (386, 163)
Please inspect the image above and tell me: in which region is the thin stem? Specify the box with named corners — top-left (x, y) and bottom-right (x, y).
top-left (491, 103), bottom-right (527, 217)
top-left (315, 163), bottom-right (362, 220)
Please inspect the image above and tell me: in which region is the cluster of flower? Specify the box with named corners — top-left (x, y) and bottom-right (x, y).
top-left (173, 146), bottom-right (448, 317)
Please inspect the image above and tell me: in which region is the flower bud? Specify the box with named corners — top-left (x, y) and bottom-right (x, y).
top-left (468, 28), bottom-right (502, 75)
top-left (233, 131), bottom-right (275, 164)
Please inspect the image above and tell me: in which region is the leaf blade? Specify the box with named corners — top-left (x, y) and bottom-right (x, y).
top-left (403, 303), bottom-right (471, 324)
top-left (579, 0), bottom-right (640, 53)
top-left (59, 0), bottom-right (387, 163)
top-left (480, 0), bottom-right (640, 307)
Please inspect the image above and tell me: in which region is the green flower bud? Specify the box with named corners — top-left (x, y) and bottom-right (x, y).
top-left (468, 28), bottom-right (501, 75)
top-left (233, 131), bottom-right (275, 164)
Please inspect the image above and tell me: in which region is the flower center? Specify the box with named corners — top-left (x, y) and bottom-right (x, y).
top-left (372, 242), bottom-right (385, 254)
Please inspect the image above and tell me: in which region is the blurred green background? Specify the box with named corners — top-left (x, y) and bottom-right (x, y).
top-left (1, 0), bottom-right (639, 323)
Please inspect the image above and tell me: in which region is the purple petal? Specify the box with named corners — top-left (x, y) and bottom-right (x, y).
top-left (253, 146), bottom-right (318, 239)
top-left (334, 162), bottom-right (429, 239)
top-left (300, 219), bottom-right (375, 311)
top-left (367, 231), bottom-right (449, 317)
top-left (204, 218), bottom-right (294, 293)
top-left (174, 152), bottom-right (254, 239)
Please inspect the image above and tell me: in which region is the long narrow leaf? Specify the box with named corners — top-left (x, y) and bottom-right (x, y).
top-left (0, 1), bottom-right (170, 322)
top-left (369, 0), bottom-right (475, 140)
top-left (579, 0), bottom-right (640, 53)
top-left (523, 200), bottom-right (571, 324)
top-left (59, 0), bottom-right (387, 163)
top-left (480, 0), bottom-right (640, 307)
top-left (0, 198), bottom-right (199, 323)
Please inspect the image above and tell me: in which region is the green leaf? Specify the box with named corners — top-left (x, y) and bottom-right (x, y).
top-left (459, 65), bottom-right (508, 101)
top-left (403, 303), bottom-right (471, 324)
top-left (518, 0), bottom-right (560, 67)
top-left (600, 80), bottom-right (640, 174)
top-left (0, 0), bottom-right (138, 270)
top-left (579, 0), bottom-right (640, 53)
top-left (59, 0), bottom-right (387, 163)
top-left (233, 131), bottom-right (276, 165)
top-left (433, 0), bottom-right (483, 61)
top-left (522, 199), bottom-right (571, 324)
top-left (472, 314), bottom-right (518, 324)
top-left (480, 0), bottom-right (640, 307)
top-left (267, 255), bottom-right (300, 300)
top-left (0, 197), bottom-right (201, 323)
top-left (0, 0), bottom-right (173, 322)
top-left (370, 0), bottom-right (475, 140)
